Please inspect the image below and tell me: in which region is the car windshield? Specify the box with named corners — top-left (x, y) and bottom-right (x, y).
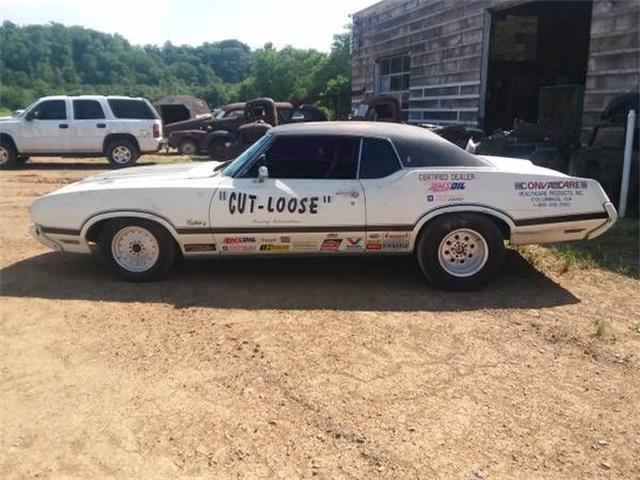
top-left (353, 104), bottom-right (370, 119)
top-left (220, 134), bottom-right (272, 177)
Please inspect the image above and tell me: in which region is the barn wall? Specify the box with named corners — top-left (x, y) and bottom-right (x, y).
top-left (582, 0), bottom-right (640, 137)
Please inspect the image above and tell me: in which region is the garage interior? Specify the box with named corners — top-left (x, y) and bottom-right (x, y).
top-left (484, 0), bottom-right (593, 145)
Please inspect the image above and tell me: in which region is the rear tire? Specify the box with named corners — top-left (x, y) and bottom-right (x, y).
top-left (0, 140), bottom-right (19, 169)
top-left (97, 219), bottom-right (176, 281)
top-left (415, 213), bottom-right (505, 291)
top-left (106, 139), bottom-right (139, 168)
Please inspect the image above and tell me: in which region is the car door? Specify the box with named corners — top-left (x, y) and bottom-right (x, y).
top-left (71, 99), bottom-right (108, 152)
top-left (357, 137), bottom-right (413, 252)
top-left (209, 135), bottom-right (366, 254)
top-left (21, 99), bottom-right (72, 152)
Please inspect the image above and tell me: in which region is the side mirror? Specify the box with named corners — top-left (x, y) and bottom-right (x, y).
top-left (25, 111), bottom-right (35, 121)
top-left (257, 165), bottom-right (269, 183)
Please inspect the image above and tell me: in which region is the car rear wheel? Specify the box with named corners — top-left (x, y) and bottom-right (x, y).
top-left (106, 139), bottom-right (139, 168)
top-left (416, 213), bottom-right (505, 291)
top-left (0, 141), bottom-right (19, 169)
top-left (98, 219), bottom-right (176, 281)
top-left (178, 138), bottom-right (198, 155)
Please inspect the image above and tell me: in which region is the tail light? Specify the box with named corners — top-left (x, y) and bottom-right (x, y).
top-left (153, 123), bottom-right (161, 138)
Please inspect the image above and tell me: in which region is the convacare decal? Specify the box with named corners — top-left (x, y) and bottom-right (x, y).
top-left (514, 180), bottom-right (588, 208)
top-left (221, 191), bottom-right (331, 215)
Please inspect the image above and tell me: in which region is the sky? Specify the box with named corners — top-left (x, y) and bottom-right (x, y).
top-left (1, 0), bottom-right (378, 51)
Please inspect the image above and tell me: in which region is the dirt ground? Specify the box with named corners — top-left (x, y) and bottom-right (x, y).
top-left (1, 156), bottom-right (639, 479)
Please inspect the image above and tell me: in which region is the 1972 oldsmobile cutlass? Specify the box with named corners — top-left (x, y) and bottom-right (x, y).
top-left (29, 122), bottom-right (617, 290)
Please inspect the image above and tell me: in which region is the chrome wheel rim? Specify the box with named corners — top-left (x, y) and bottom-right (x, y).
top-left (112, 146), bottom-right (132, 164)
top-left (0, 146), bottom-right (9, 164)
top-left (438, 228), bottom-right (488, 277)
top-left (111, 226), bottom-right (160, 272)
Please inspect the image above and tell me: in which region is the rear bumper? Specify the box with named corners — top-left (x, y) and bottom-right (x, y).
top-left (510, 202), bottom-right (617, 245)
top-left (586, 201), bottom-right (617, 239)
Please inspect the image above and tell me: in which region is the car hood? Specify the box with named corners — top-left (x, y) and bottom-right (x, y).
top-left (0, 116), bottom-right (20, 123)
top-left (81, 161), bottom-right (224, 183)
top-left (52, 161), bottom-right (226, 195)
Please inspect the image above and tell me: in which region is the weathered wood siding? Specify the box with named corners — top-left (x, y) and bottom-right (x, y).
top-left (352, 0), bottom-right (639, 133)
top-left (582, 0), bottom-right (640, 138)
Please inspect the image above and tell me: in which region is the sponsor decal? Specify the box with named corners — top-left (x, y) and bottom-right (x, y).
top-left (428, 182), bottom-right (466, 192)
top-left (427, 194), bottom-right (465, 203)
top-left (280, 236), bottom-right (291, 243)
top-left (184, 244), bottom-right (216, 252)
top-left (366, 234), bottom-right (382, 250)
top-left (419, 173), bottom-right (475, 182)
top-left (321, 239), bottom-right (342, 251)
top-left (344, 237), bottom-right (363, 250)
top-left (383, 232), bottom-right (410, 240)
top-left (186, 218), bottom-right (206, 226)
top-left (222, 244), bottom-right (256, 252)
top-left (259, 244), bottom-right (290, 252)
top-left (514, 180), bottom-right (588, 190)
top-left (292, 240), bottom-right (317, 250)
top-left (227, 192), bottom-right (325, 215)
top-left (383, 240), bottom-right (410, 250)
top-left (515, 180), bottom-right (588, 208)
top-left (223, 236), bottom-right (256, 244)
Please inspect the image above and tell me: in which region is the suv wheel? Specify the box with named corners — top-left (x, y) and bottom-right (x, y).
top-left (179, 139), bottom-right (198, 156)
top-left (106, 139), bottom-right (139, 168)
top-left (416, 213), bottom-right (505, 291)
top-left (98, 219), bottom-right (176, 281)
top-left (0, 141), bottom-right (19, 169)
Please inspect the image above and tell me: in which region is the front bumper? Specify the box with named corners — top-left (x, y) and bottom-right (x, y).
top-left (29, 224), bottom-right (91, 253)
top-left (29, 224), bottom-right (62, 251)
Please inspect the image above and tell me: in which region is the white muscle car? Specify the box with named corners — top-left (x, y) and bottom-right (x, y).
top-left (29, 122), bottom-right (617, 290)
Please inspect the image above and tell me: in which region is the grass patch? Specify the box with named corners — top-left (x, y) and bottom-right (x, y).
top-left (551, 218), bottom-right (638, 277)
top-left (0, 107), bottom-right (13, 116)
top-left (516, 219), bottom-right (639, 277)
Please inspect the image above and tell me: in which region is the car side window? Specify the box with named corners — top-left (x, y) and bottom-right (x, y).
top-left (107, 99), bottom-right (157, 119)
top-left (73, 100), bottom-right (105, 120)
top-left (31, 100), bottom-right (67, 120)
top-left (243, 135), bottom-right (359, 180)
top-left (359, 138), bottom-right (401, 179)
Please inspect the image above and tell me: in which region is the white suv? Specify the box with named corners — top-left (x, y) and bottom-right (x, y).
top-left (0, 95), bottom-right (162, 169)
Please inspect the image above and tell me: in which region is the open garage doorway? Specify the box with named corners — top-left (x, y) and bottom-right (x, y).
top-left (482, 1), bottom-right (593, 146)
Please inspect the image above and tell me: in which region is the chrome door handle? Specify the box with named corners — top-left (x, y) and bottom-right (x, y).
top-left (336, 191), bottom-right (360, 198)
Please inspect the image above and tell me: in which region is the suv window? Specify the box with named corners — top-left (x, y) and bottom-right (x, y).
top-left (244, 135), bottom-right (359, 179)
top-left (31, 100), bottom-right (66, 120)
top-left (107, 99), bottom-right (157, 119)
top-left (359, 138), bottom-right (401, 179)
top-left (73, 99), bottom-right (105, 120)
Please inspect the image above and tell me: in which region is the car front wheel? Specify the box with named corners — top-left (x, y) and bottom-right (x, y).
top-left (0, 141), bottom-right (19, 169)
top-left (98, 219), bottom-right (176, 281)
top-left (416, 213), bottom-right (505, 291)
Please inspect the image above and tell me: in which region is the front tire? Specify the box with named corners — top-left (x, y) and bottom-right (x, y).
top-left (106, 139), bottom-right (139, 168)
top-left (416, 213), bottom-right (505, 291)
top-left (98, 219), bottom-right (176, 281)
top-left (0, 140), bottom-right (19, 169)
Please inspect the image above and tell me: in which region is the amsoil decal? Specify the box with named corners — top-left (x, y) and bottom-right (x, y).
top-left (223, 191), bottom-right (325, 215)
top-left (515, 180), bottom-right (588, 208)
top-left (321, 239), bottom-right (342, 251)
top-left (222, 236), bottom-right (256, 252)
top-left (428, 182), bottom-right (466, 192)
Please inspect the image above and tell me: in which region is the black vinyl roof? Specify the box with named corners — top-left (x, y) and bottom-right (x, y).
top-left (270, 122), bottom-right (490, 167)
